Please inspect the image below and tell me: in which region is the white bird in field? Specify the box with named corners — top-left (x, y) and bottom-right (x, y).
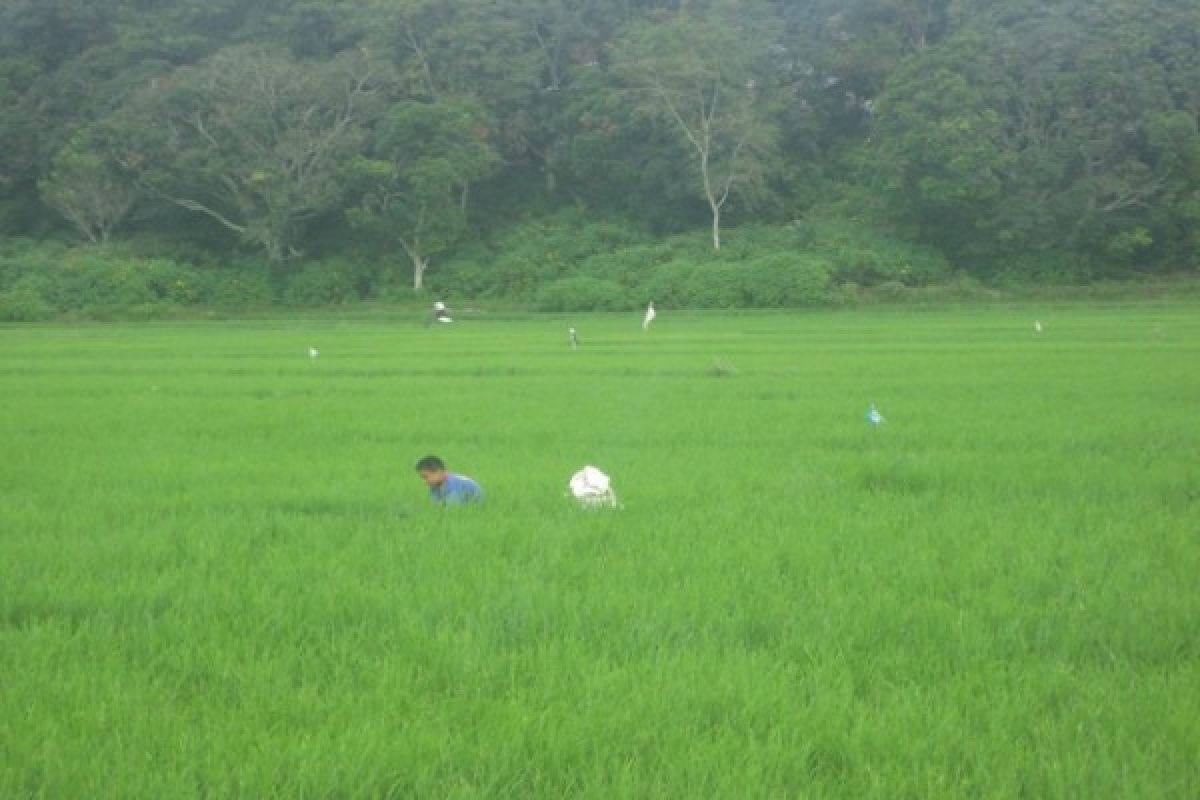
top-left (866, 403), bottom-right (885, 427)
top-left (642, 302), bottom-right (656, 330)
top-left (1034, 320), bottom-right (1043, 333)
top-left (568, 327), bottom-right (579, 349)
top-left (308, 346), bottom-right (319, 358)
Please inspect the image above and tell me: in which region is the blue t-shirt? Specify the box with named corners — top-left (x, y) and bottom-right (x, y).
top-left (430, 473), bottom-right (483, 505)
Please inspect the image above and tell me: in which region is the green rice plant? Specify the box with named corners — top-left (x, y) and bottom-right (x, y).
top-left (0, 305), bottom-right (1197, 798)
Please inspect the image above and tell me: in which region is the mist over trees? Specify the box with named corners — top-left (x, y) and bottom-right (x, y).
top-left (1, 0), bottom-right (1197, 308)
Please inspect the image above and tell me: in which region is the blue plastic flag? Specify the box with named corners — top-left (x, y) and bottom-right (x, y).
top-left (866, 403), bottom-right (885, 427)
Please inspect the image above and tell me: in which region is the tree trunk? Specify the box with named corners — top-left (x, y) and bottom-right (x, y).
top-left (264, 235), bottom-right (285, 263)
top-left (710, 201), bottom-right (721, 250)
top-left (412, 255), bottom-right (428, 290)
top-left (400, 208), bottom-right (428, 290)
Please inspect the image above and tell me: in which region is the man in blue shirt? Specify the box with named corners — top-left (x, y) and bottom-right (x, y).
top-left (415, 455), bottom-right (483, 505)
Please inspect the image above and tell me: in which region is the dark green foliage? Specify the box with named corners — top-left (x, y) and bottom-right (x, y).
top-left (642, 253), bottom-right (834, 309)
top-left (741, 254), bottom-right (835, 307)
top-left (579, 239), bottom-right (707, 289)
top-left (870, 1), bottom-right (1200, 274)
top-left (0, 0), bottom-right (1196, 305)
top-left (535, 275), bottom-right (631, 311)
top-left (350, 95), bottom-right (501, 290)
top-left (193, 267), bottom-right (275, 310)
top-left (281, 259), bottom-right (364, 307)
top-left (0, 284), bottom-right (55, 321)
top-left (455, 211), bottom-right (650, 300)
top-left (795, 218), bottom-right (954, 287)
top-left (0, 239), bottom-right (277, 316)
top-left (26, 249), bottom-right (186, 316)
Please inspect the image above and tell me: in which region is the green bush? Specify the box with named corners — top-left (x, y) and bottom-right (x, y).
top-left (792, 218), bottom-right (952, 287)
top-left (682, 263), bottom-right (751, 308)
top-left (535, 276), bottom-right (631, 311)
top-left (0, 285), bottom-right (55, 321)
top-left (281, 260), bottom-right (360, 307)
top-left (580, 239), bottom-right (703, 288)
top-left (710, 225), bottom-right (807, 262)
top-left (110, 235), bottom-right (221, 269)
top-left (742, 253), bottom-right (833, 307)
top-left (0, 241), bottom-right (212, 318)
top-left (643, 260), bottom-right (702, 307)
top-left (642, 253), bottom-right (834, 309)
top-left (40, 250), bottom-right (190, 313)
top-left (0, 239), bottom-right (70, 293)
top-left (991, 251), bottom-right (1098, 285)
top-left (195, 269), bottom-right (275, 310)
top-left (579, 249), bottom-right (658, 289)
top-left (430, 240), bottom-right (496, 298)
top-left (484, 211), bottom-right (650, 299)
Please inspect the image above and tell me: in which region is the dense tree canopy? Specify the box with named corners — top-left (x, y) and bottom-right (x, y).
top-left (0, 0), bottom-right (1196, 294)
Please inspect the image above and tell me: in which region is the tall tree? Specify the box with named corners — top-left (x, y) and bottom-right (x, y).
top-left (348, 97), bottom-right (499, 289)
top-left (38, 129), bottom-right (137, 244)
top-left (369, 0), bottom-right (540, 154)
top-left (107, 45), bottom-right (386, 261)
top-left (871, 1), bottom-right (1200, 271)
top-left (611, 0), bottom-right (784, 250)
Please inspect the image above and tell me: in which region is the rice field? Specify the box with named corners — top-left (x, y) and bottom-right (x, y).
top-left (1, 305), bottom-right (1198, 798)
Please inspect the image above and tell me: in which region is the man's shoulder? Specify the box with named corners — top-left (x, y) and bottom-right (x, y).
top-left (446, 473), bottom-right (483, 497)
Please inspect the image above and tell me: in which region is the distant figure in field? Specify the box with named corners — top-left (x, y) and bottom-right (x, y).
top-left (415, 455), bottom-right (483, 505)
top-left (642, 302), bottom-right (656, 330)
top-left (432, 300), bottom-right (453, 323)
top-left (569, 327), bottom-right (579, 349)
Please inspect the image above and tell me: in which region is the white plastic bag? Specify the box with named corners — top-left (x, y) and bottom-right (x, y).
top-left (569, 465), bottom-right (619, 508)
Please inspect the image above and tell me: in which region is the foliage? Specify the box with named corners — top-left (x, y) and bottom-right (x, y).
top-left (741, 253), bottom-right (835, 306)
top-left (281, 258), bottom-right (365, 307)
top-left (535, 275), bottom-right (631, 311)
top-left (611, 0), bottom-right (786, 250)
top-left (642, 252), bottom-right (834, 309)
top-left (0, 0), bottom-right (1197, 297)
top-left (579, 239), bottom-right (707, 289)
top-left (0, 284), bottom-right (55, 321)
top-left (0, 239), bottom-right (276, 316)
top-left (870, 2), bottom-right (1200, 273)
top-left (793, 217), bottom-right (954, 287)
top-left (38, 130), bottom-right (137, 244)
top-left (105, 45), bottom-right (386, 261)
top-left (467, 211), bottom-right (650, 299)
top-left (348, 96), bottom-right (500, 290)
top-left (194, 265), bottom-right (276, 310)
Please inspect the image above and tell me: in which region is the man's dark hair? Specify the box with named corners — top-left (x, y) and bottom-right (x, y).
top-left (415, 455), bottom-right (445, 472)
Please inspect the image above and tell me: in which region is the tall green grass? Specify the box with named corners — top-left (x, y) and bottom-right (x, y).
top-left (1, 306), bottom-right (1198, 797)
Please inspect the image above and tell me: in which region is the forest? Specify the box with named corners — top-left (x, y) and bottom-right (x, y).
top-left (1, 0), bottom-right (1198, 317)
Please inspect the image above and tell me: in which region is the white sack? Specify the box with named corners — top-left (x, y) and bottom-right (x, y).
top-left (569, 465), bottom-right (618, 508)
